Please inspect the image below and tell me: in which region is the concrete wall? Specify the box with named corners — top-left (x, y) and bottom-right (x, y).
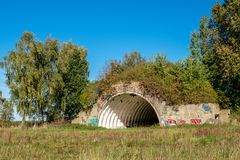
top-left (72, 82), bottom-right (230, 127)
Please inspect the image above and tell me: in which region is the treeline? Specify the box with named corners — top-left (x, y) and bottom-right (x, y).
top-left (0, 0), bottom-right (239, 124)
top-left (0, 33), bottom-right (89, 124)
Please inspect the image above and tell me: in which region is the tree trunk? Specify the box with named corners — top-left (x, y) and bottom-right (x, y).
top-left (21, 110), bottom-right (26, 128)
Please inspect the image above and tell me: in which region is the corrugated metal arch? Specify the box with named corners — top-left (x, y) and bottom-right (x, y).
top-left (98, 91), bottom-right (160, 128)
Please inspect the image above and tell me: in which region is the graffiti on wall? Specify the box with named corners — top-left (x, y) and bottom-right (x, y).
top-left (161, 119), bottom-right (202, 126)
top-left (161, 119), bottom-right (185, 127)
top-left (202, 104), bottom-right (211, 112)
top-left (168, 119), bottom-right (176, 126)
top-left (190, 119), bottom-right (201, 125)
top-left (90, 117), bottom-right (99, 126)
top-left (177, 119), bottom-right (185, 125)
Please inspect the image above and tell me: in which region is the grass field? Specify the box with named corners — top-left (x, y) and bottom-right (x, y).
top-left (0, 124), bottom-right (240, 160)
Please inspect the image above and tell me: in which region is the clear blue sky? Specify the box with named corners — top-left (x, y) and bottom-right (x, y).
top-left (0, 0), bottom-right (222, 120)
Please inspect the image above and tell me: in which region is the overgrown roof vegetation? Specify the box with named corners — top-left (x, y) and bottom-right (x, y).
top-left (81, 52), bottom-right (218, 107)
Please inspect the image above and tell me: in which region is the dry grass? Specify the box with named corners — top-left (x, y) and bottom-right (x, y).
top-left (0, 124), bottom-right (240, 160)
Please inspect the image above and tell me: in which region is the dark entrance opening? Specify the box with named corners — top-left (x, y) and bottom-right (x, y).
top-left (98, 93), bottom-right (159, 128)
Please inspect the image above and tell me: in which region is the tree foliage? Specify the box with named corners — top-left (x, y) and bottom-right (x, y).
top-left (60, 43), bottom-right (89, 120)
top-left (190, 0), bottom-right (240, 109)
top-left (0, 90), bottom-right (14, 121)
top-left (0, 32), bottom-right (89, 123)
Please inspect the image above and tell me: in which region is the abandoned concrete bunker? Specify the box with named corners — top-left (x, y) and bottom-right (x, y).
top-left (72, 82), bottom-right (230, 128)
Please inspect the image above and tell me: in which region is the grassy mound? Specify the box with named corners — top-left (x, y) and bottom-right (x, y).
top-left (81, 52), bottom-right (217, 107)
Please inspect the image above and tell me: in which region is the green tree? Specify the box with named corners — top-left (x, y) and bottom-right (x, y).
top-left (190, 0), bottom-right (240, 109)
top-left (0, 91), bottom-right (14, 121)
top-left (60, 43), bottom-right (89, 120)
top-left (0, 34), bottom-right (33, 125)
top-left (179, 57), bottom-right (217, 103)
top-left (29, 35), bottom-right (60, 122)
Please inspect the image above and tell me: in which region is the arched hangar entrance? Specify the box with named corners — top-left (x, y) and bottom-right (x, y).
top-left (98, 93), bottom-right (160, 128)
